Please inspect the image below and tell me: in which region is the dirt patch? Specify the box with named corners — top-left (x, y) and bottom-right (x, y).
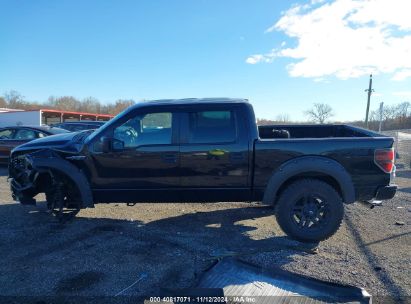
top-left (55, 271), bottom-right (105, 293)
top-left (0, 165), bottom-right (409, 302)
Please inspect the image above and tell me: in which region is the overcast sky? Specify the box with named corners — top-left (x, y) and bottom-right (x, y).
top-left (1, 0), bottom-right (411, 121)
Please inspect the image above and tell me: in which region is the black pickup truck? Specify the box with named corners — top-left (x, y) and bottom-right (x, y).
top-left (8, 98), bottom-right (397, 242)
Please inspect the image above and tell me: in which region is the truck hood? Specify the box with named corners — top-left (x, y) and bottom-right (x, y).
top-left (12, 132), bottom-right (87, 154)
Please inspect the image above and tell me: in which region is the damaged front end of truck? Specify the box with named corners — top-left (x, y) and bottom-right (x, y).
top-left (9, 145), bottom-right (94, 220)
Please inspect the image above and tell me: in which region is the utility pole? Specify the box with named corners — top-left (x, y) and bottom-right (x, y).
top-left (378, 102), bottom-right (384, 132)
top-left (364, 74), bottom-right (374, 129)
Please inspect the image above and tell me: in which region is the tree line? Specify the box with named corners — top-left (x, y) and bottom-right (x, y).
top-left (0, 90), bottom-right (135, 116)
top-left (1, 90), bottom-right (410, 131)
top-left (258, 103), bottom-right (335, 125)
top-left (258, 101), bottom-right (411, 131)
top-left (369, 101), bottom-right (411, 130)
top-left (352, 101), bottom-right (411, 131)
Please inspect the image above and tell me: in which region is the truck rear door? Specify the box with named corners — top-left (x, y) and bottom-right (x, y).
top-left (179, 105), bottom-right (250, 201)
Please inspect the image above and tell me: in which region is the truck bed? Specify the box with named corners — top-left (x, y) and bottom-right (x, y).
top-left (253, 127), bottom-right (394, 202)
top-left (258, 124), bottom-right (382, 139)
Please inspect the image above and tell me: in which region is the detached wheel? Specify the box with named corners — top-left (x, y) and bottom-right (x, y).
top-left (275, 179), bottom-right (344, 243)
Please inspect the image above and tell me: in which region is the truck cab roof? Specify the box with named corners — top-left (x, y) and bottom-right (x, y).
top-left (132, 98), bottom-right (249, 108)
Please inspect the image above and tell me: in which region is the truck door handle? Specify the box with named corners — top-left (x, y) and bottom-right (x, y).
top-left (161, 153), bottom-right (177, 164)
top-left (230, 152), bottom-right (245, 162)
top-left (209, 149), bottom-right (227, 156)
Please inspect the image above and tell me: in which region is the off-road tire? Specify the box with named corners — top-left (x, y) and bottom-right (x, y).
top-left (275, 179), bottom-right (344, 243)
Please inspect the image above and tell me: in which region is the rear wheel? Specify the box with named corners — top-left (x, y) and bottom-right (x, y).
top-left (275, 179), bottom-right (344, 243)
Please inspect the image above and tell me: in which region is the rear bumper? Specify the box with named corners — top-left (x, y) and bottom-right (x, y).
top-left (375, 184), bottom-right (397, 200)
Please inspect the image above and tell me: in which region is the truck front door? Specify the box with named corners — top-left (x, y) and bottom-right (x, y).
top-left (89, 110), bottom-right (181, 202)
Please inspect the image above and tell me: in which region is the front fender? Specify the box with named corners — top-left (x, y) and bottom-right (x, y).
top-left (262, 156), bottom-right (355, 205)
top-left (25, 149), bottom-right (94, 208)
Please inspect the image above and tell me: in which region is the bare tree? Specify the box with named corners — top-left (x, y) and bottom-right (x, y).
top-left (4, 90), bottom-right (25, 108)
top-left (275, 113), bottom-right (290, 123)
top-left (0, 97), bottom-right (6, 108)
top-left (382, 105), bottom-right (397, 121)
top-left (304, 103), bottom-right (334, 124)
top-left (110, 99), bottom-right (135, 115)
top-left (369, 109), bottom-right (379, 122)
top-left (80, 97), bottom-right (101, 113)
top-left (397, 101), bottom-right (410, 128)
top-left (46, 96), bottom-right (81, 111)
top-left (256, 118), bottom-right (274, 126)
top-left (396, 102), bottom-right (410, 119)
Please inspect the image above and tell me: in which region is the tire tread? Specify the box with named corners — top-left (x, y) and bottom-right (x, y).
top-left (275, 178), bottom-right (344, 242)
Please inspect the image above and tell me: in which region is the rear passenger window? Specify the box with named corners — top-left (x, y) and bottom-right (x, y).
top-left (188, 111), bottom-right (236, 144)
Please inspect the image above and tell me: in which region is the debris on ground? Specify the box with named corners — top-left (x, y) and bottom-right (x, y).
top-left (196, 258), bottom-right (371, 303)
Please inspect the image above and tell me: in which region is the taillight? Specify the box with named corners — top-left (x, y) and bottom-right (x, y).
top-left (374, 148), bottom-right (395, 173)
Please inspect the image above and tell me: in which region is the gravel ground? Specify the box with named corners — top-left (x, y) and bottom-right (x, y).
top-left (0, 165), bottom-right (409, 303)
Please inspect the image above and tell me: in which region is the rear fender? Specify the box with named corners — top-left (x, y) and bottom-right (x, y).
top-left (262, 156), bottom-right (355, 205)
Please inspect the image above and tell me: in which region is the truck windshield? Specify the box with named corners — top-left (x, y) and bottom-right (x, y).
top-left (85, 106), bottom-right (136, 143)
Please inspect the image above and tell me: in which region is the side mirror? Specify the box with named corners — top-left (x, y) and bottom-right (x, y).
top-left (101, 137), bottom-right (111, 153)
top-left (101, 137), bottom-right (125, 153)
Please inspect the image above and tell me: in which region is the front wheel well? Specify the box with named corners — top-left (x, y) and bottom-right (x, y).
top-left (35, 170), bottom-right (81, 201)
top-left (274, 172), bottom-right (344, 204)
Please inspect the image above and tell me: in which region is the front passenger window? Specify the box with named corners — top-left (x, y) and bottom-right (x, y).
top-left (113, 112), bottom-right (172, 148)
